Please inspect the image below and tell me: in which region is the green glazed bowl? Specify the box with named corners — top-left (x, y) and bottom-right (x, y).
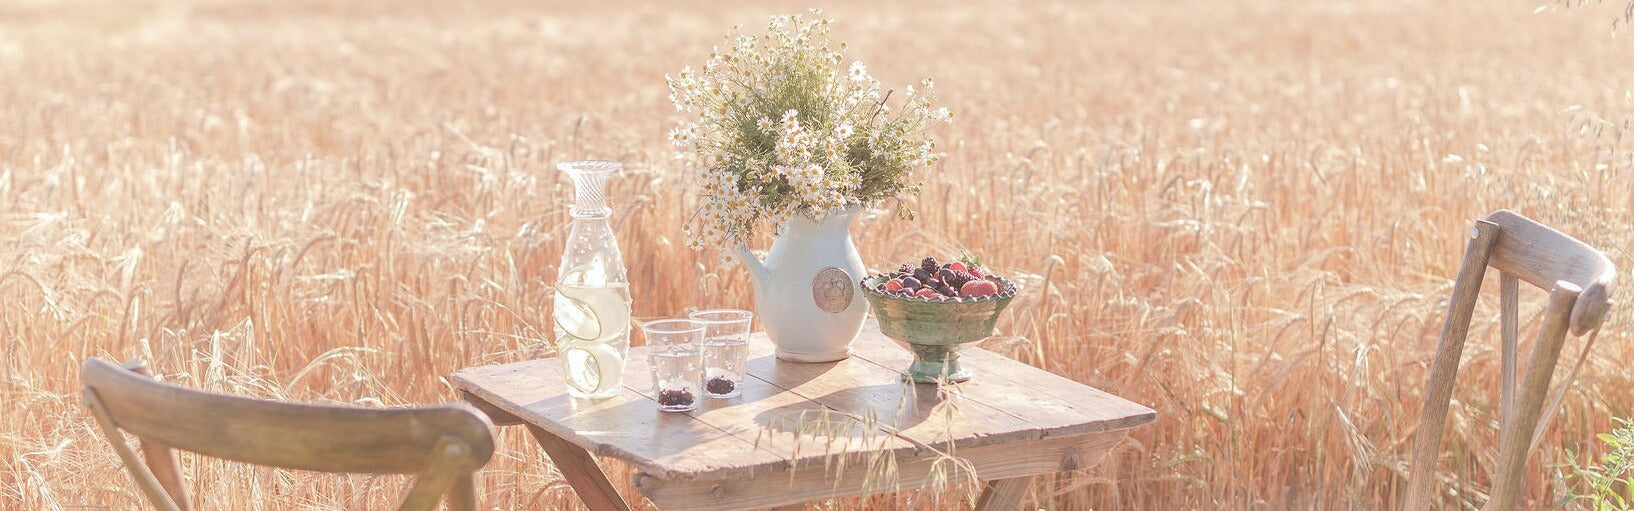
top-left (860, 274), bottom-right (1020, 384)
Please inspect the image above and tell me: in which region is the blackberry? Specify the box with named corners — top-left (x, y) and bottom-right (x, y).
top-left (657, 388), bottom-right (695, 408)
top-left (947, 270), bottom-right (976, 289)
top-left (921, 257), bottom-right (939, 273)
top-left (913, 268), bottom-right (934, 283)
top-left (706, 376), bottom-right (736, 395)
top-left (897, 263), bottom-right (914, 275)
top-left (938, 284), bottom-right (958, 296)
top-left (900, 276), bottom-right (922, 290)
top-left (936, 268), bottom-right (958, 285)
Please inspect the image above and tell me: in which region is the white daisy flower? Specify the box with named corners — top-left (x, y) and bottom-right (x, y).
top-left (834, 122), bottom-right (854, 139)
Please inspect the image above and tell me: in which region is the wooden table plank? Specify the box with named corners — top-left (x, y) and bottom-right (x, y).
top-left (684, 339), bottom-right (916, 468)
top-left (848, 327), bottom-right (1157, 438)
top-left (619, 336), bottom-right (908, 474)
top-left (452, 359), bottom-right (790, 481)
top-left (741, 334), bottom-right (1042, 455)
top-left (634, 429), bottom-right (1130, 511)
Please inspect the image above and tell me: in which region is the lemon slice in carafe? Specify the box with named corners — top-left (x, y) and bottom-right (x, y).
top-left (560, 338), bottom-right (625, 396)
top-left (556, 286), bottom-right (630, 344)
top-left (554, 289), bottom-right (603, 341)
top-left (554, 256), bottom-right (631, 342)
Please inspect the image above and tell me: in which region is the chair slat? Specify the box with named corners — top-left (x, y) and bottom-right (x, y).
top-left (1485, 282), bottom-right (1581, 511)
top-left (121, 361), bottom-right (194, 511)
top-left (82, 358), bottom-right (495, 475)
top-left (396, 436), bottom-right (480, 511)
top-left (84, 387), bottom-right (185, 511)
top-left (1499, 272), bottom-right (1519, 430)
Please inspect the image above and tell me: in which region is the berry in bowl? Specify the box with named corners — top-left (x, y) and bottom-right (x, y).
top-left (861, 257), bottom-right (1020, 384)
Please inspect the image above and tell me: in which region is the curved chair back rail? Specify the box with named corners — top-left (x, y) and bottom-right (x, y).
top-left (1484, 210), bottom-right (1616, 335)
top-left (82, 358), bottom-right (495, 511)
top-left (1404, 209), bottom-right (1616, 511)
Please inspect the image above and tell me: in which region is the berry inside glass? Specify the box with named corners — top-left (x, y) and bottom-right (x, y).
top-left (642, 319), bottom-right (705, 412)
top-left (688, 309), bottom-right (753, 398)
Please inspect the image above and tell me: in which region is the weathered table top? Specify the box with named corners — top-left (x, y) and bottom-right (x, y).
top-left (452, 323), bottom-right (1155, 510)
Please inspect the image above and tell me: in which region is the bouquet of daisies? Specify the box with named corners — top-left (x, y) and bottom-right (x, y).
top-left (666, 11), bottom-right (951, 253)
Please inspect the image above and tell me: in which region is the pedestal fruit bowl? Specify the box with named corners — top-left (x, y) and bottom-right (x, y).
top-left (861, 268), bottom-right (1020, 384)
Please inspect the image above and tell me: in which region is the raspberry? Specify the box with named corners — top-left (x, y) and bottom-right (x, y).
top-left (921, 257), bottom-right (939, 273)
top-left (897, 263), bottom-right (914, 275)
top-left (959, 279), bottom-right (999, 298)
top-left (885, 278), bottom-right (904, 292)
top-left (658, 388), bottom-right (695, 408)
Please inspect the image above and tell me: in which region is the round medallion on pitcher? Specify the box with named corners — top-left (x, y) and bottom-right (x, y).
top-left (812, 266), bottom-right (855, 314)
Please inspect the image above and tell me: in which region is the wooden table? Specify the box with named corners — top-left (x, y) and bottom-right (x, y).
top-left (452, 324), bottom-right (1155, 511)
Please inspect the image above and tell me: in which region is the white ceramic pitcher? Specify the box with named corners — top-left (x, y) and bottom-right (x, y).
top-left (732, 207), bottom-right (868, 362)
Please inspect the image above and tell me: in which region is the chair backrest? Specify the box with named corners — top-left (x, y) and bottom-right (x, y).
top-left (82, 358), bottom-right (495, 511)
top-left (1404, 210), bottom-right (1615, 511)
top-left (1484, 210), bottom-right (1614, 335)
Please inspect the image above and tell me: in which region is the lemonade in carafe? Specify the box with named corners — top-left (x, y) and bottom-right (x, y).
top-left (553, 160), bottom-right (632, 399)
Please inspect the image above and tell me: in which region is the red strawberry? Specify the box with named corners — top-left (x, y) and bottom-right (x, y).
top-left (884, 278), bottom-right (904, 293)
top-left (959, 279), bottom-right (999, 298)
top-left (913, 287), bottom-right (942, 300)
top-left (948, 261), bottom-right (967, 272)
top-left (967, 265), bottom-right (986, 278)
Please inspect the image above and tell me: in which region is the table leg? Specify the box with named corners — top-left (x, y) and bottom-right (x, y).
top-left (527, 424), bottom-right (635, 511)
top-left (458, 391), bottom-right (633, 510)
top-left (973, 476), bottom-right (1033, 511)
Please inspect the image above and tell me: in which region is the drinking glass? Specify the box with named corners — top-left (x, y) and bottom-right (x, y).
top-left (642, 319), bottom-right (705, 412)
top-left (688, 309), bottom-right (753, 399)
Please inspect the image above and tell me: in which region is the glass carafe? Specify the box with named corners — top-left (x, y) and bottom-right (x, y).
top-left (553, 160), bottom-right (632, 399)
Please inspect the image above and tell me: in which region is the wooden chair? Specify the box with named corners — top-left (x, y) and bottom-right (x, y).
top-left (1404, 210), bottom-right (1616, 511)
top-left (81, 358), bottom-right (496, 511)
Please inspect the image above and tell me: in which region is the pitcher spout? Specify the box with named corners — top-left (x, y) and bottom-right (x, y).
top-left (733, 244), bottom-right (771, 290)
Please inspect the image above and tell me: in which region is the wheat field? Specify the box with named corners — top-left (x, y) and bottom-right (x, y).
top-left (3, 0), bottom-right (1633, 509)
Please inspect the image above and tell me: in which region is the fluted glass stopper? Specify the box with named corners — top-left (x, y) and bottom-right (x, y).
top-left (558, 160), bottom-right (620, 218)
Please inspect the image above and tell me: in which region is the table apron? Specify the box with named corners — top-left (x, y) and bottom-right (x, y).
top-left (631, 429), bottom-right (1130, 511)
top-left (460, 390), bottom-right (525, 426)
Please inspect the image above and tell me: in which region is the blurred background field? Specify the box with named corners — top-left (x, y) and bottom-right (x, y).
top-left (3, 0), bottom-right (1633, 508)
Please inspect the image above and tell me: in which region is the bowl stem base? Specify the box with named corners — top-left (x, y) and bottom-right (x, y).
top-left (904, 343), bottom-right (972, 384)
